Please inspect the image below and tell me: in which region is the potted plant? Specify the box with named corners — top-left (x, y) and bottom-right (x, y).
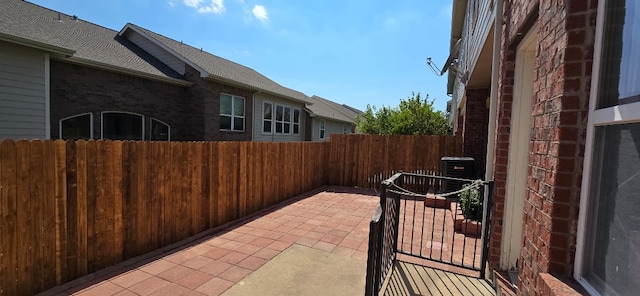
top-left (458, 183), bottom-right (483, 236)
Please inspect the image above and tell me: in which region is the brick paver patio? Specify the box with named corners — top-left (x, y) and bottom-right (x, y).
top-left (37, 187), bottom-right (379, 296)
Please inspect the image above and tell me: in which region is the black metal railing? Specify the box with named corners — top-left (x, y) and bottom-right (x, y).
top-left (365, 172), bottom-right (494, 296)
top-left (364, 173), bottom-right (402, 296)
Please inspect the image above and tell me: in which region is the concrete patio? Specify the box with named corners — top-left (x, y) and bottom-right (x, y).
top-left (36, 185), bottom-right (495, 296)
top-left (37, 187), bottom-right (380, 296)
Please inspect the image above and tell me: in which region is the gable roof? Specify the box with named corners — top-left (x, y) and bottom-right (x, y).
top-left (306, 95), bottom-right (362, 123)
top-left (119, 23), bottom-right (311, 104)
top-left (0, 0), bottom-right (187, 85)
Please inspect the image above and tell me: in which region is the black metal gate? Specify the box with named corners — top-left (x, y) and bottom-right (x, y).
top-left (365, 172), bottom-right (494, 296)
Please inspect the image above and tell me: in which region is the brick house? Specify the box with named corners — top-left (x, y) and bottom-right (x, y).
top-left (0, 0), bottom-right (317, 142)
top-left (446, 0), bottom-right (639, 295)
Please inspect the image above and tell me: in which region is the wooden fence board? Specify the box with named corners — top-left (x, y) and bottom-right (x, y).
top-left (190, 143), bottom-right (202, 235)
top-left (138, 142), bottom-right (151, 253)
top-left (101, 141), bottom-right (115, 267)
top-left (121, 141), bottom-right (135, 259)
top-left (76, 141), bottom-right (89, 275)
top-left (94, 141), bottom-right (107, 271)
top-left (150, 142), bottom-right (164, 249)
top-left (52, 140), bottom-right (67, 286)
top-left (16, 140), bottom-right (32, 295)
top-left (112, 141), bottom-right (124, 263)
top-left (42, 141), bottom-right (57, 290)
top-left (85, 141), bottom-right (97, 273)
top-left (29, 141), bottom-right (45, 293)
top-left (208, 143), bottom-right (218, 227)
top-left (1, 135), bottom-right (461, 294)
top-left (199, 143), bottom-right (210, 232)
top-left (1, 140), bottom-right (18, 295)
top-left (168, 142), bottom-right (180, 243)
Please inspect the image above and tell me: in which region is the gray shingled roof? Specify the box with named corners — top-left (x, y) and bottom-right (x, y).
top-left (123, 24), bottom-right (311, 104)
top-left (0, 0), bottom-right (183, 81)
top-left (306, 95), bottom-right (361, 123)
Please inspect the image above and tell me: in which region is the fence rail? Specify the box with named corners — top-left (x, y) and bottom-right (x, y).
top-left (0, 134), bottom-right (460, 295)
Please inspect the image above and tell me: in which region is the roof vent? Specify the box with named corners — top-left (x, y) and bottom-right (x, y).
top-left (72, 15), bottom-right (78, 21)
top-left (57, 13), bottom-right (62, 22)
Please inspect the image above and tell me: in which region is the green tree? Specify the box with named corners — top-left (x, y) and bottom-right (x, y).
top-left (355, 92), bottom-right (450, 135)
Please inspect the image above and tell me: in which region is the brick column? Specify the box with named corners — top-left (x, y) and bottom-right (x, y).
top-left (462, 88), bottom-right (490, 177)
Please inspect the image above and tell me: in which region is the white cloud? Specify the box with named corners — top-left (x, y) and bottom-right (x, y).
top-left (182, 0), bottom-right (225, 14)
top-left (183, 0), bottom-right (203, 8)
top-left (252, 4), bottom-right (268, 22)
top-left (168, 0), bottom-right (175, 7)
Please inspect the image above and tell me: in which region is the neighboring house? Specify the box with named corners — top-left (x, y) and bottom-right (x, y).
top-left (305, 95), bottom-right (360, 141)
top-left (446, 0), bottom-right (638, 295)
top-left (0, 0), bottom-right (311, 142)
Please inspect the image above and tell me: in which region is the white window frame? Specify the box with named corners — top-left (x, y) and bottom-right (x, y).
top-left (262, 101), bottom-right (274, 134)
top-left (575, 0), bottom-right (640, 294)
top-left (274, 104), bottom-right (295, 135)
top-left (319, 120), bottom-right (326, 139)
top-left (293, 107), bottom-right (301, 135)
top-left (149, 118), bottom-right (171, 141)
top-left (101, 111), bottom-right (145, 140)
top-left (59, 112), bottom-right (93, 140)
top-left (220, 93), bottom-right (245, 132)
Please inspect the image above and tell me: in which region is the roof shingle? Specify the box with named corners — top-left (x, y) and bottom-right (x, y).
top-left (307, 95), bottom-right (362, 123)
top-left (122, 23), bottom-right (311, 103)
top-left (0, 0), bottom-right (183, 81)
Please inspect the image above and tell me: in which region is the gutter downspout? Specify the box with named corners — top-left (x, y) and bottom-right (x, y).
top-left (484, 0), bottom-right (502, 277)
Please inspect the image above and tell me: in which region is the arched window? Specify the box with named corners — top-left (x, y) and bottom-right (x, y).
top-left (59, 113), bottom-right (93, 140)
top-left (101, 112), bottom-right (144, 140)
top-left (150, 118), bottom-right (170, 141)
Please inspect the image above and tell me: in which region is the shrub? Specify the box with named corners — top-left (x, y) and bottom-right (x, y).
top-left (459, 183), bottom-right (482, 221)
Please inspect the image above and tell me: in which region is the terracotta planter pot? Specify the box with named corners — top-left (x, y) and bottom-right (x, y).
top-left (460, 219), bottom-right (482, 237)
top-left (424, 193), bottom-right (448, 208)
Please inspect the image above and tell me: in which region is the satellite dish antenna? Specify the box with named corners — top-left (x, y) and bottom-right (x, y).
top-left (440, 38), bottom-right (461, 76)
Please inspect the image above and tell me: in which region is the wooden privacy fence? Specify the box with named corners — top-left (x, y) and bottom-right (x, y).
top-left (0, 135), bottom-right (460, 295)
top-left (328, 134), bottom-right (462, 188)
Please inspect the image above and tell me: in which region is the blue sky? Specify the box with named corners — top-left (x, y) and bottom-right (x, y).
top-left (30, 0), bottom-right (454, 112)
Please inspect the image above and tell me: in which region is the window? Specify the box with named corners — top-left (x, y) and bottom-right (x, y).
top-left (319, 120), bottom-right (325, 139)
top-left (576, 1), bottom-right (640, 295)
top-left (59, 113), bottom-right (92, 140)
top-left (293, 108), bottom-right (300, 134)
top-left (220, 93), bottom-right (245, 131)
top-left (274, 104), bottom-right (294, 134)
top-left (263, 102), bottom-right (273, 133)
top-left (101, 112), bottom-right (144, 140)
top-left (150, 118), bottom-right (170, 141)
top-left (343, 124), bottom-right (347, 134)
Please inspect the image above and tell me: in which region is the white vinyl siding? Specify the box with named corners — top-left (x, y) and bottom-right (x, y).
top-left (454, 0), bottom-right (496, 108)
top-left (123, 30), bottom-right (186, 75)
top-left (0, 41), bottom-right (47, 140)
top-left (312, 118), bottom-right (349, 141)
top-left (253, 93), bottom-right (305, 142)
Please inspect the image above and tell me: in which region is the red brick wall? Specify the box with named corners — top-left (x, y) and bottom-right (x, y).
top-left (462, 88), bottom-right (490, 177)
top-left (489, 0), bottom-right (597, 295)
